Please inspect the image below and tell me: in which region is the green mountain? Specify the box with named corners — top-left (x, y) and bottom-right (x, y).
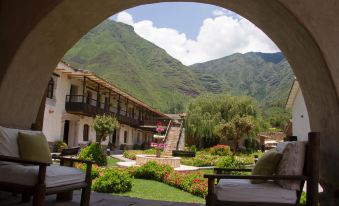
top-left (190, 52), bottom-right (294, 107)
top-left (63, 20), bottom-right (204, 112)
top-left (63, 19), bottom-right (293, 117)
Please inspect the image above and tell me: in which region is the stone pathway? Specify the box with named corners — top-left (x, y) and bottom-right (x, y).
top-left (0, 191), bottom-right (203, 206)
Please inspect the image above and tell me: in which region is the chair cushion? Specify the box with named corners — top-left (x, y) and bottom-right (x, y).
top-left (251, 149), bottom-right (282, 184)
top-left (0, 126), bottom-right (42, 165)
top-left (0, 164), bottom-right (86, 188)
top-left (17, 132), bottom-right (52, 164)
top-left (216, 179), bottom-right (297, 204)
top-left (276, 141), bottom-right (290, 153)
top-left (276, 141), bottom-right (306, 190)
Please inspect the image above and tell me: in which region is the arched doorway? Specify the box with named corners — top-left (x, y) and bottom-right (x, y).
top-left (1, 0), bottom-right (339, 203)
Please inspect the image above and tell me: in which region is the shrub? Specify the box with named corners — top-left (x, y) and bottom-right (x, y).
top-left (134, 161), bottom-right (173, 181)
top-left (119, 144), bottom-right (127, 150)
top-left (235, 151), bottom-right (264, 165)
top-left (79, 143), bottom-right (107, 166)
top-left (209, 144), bottom-right (232, 156)
top-left (123, 150), bottom-right (142, 160)
top-left (215, 156), bottom-right (245, 169)
top-left (82, 164), bottom-right (100, 179)
top-left (54, 140), bottom-right (68, 152)
top-left (181, 154), bottom-right (219, 167)
top-left (300, 192), bottom-right (306, 204)
top-left (133, 144), bottom-right (142, 150)
top-left (75, 163), bottom-right (100, 179)
top-left (92, 168), bottom-right (133, 193)
top-left (187, 145), bottom-right (197, 152)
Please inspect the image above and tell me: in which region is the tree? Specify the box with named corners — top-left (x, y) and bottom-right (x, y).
top-left (218, 115), bottom-right (255, 153)
top-left (185, 94), bottom-right (265, 149)
top-left (93, 115), bottom-right (119, 143)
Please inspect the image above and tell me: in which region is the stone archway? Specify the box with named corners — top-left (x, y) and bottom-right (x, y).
top-left (1, 0), bottom-right (339, 203)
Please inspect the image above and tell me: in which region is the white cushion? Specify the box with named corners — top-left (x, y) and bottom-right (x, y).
top-left (276, 141), bottom-right (306, 190)
top-left (216, 179), bottom-right (297, 204)
top-left (0, 126), bottom-right (42, 165)
top-left (0, 164), bottom-right (85, 188)
top-left (276, 141), bottom-right (290, 153)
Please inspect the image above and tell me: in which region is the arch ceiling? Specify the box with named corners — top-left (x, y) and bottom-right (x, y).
top-left (1, 0), bottom-right (339, 202)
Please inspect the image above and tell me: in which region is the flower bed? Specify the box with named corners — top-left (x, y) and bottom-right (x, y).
top-left (163, 171), bottom-right (208, 197)
top-left (127, 161), bottom-right (208, 198)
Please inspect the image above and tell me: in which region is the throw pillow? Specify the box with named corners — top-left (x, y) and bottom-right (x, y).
top-left (251, 149), bottom-right (282, 184)
top-left (276, 141), bottom-right (306, 190)
top-left (17, 132), bottom-right (52, 164)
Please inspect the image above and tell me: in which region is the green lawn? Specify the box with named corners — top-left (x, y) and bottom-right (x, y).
top-left (107, 157), bottom-right (119, 167)
top-left (115, 179), bottom-right (205, 204)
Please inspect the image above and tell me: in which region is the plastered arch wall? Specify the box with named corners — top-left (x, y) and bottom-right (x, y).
top-left (1, 0), bottom-right (339, 201)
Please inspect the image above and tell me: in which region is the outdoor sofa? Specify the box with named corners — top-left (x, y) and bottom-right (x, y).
top-left (0, 125), bottom-right (93, 206)
top-left (205, 132), bottom-right (319, 206)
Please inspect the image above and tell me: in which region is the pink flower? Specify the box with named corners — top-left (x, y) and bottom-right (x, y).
top-left (156, 126), bottom-right (165, 133)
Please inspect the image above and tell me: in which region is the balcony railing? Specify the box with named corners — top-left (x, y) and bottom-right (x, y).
top-left (65, 95), bottom-right (142, 127)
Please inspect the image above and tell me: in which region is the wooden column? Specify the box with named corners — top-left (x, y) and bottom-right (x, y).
top-left (82, 76), bottom-right (86, 103)
top-left (117, 94), bottom-right (121, 115)
top-left (125, 98), bottom-right (128, 117)
top-left (108, 90), bottom-right (111, 113)
top-left (96, 83), bottom-right (100, 108)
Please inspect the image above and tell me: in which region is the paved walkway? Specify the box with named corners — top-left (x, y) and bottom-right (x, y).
top-left (0, 191), bottom-right (203, 206)
top-left (117, 161), bottom-right (199, 171)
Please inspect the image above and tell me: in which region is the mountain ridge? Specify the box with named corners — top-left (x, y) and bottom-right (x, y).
top-left (190, 51), bottom-right (294, 107)
top-left (63, 19), bottom-right (294, 113)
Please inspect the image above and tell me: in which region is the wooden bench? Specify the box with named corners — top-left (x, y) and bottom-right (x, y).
top-left (172, 150), bottom-right (196, 157)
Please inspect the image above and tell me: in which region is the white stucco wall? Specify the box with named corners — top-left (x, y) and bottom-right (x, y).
top-left (42, 63), bottom-right (157, 149)
top-left (292, 90), bottom-right (311, 141)
top-left (42, 70), bottom-right (71, 142)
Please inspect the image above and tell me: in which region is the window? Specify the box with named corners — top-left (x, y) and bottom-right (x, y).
top-left (83, 124), bottom-right (89, 141)
top-left (47, 78), bottom-right (54, 99)
top-left (124, 131), bottom-right (128, 143)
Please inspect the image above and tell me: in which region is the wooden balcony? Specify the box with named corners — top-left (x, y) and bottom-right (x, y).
top-left (65, 95), bottom-right (142, 127)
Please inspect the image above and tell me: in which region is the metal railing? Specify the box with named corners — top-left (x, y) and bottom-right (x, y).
top-left (176, 119), bottom-right (185, 150)
top-left (163, 120), bottom-right (172, 144)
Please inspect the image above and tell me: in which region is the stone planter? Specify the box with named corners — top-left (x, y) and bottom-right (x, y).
top-left (136, 154), bottom-right (181, 168)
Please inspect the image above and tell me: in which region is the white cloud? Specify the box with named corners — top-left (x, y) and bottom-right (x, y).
top-left (114, 11), bottom-right (280, 65)
top-left (116, 11), bottom-right (134, 25)
top-left (212, 9), bottom-right (225, 16)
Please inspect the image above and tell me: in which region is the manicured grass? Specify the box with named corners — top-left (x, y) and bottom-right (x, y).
top-left (115, 178), bottom-right (205, 204)
top-left (107, 157), bottom-right (119, 167)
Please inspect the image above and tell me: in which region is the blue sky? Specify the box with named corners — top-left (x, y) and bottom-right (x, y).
top-left (116, 3), bottom-right (229, 39)
top-left (110, 2), bottom-right (279, 65)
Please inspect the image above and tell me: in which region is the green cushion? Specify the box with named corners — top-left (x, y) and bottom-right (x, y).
top-left (251, 149), bottom-right (282, 184)
top-left (17, 132), bottom-right (52, 164)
